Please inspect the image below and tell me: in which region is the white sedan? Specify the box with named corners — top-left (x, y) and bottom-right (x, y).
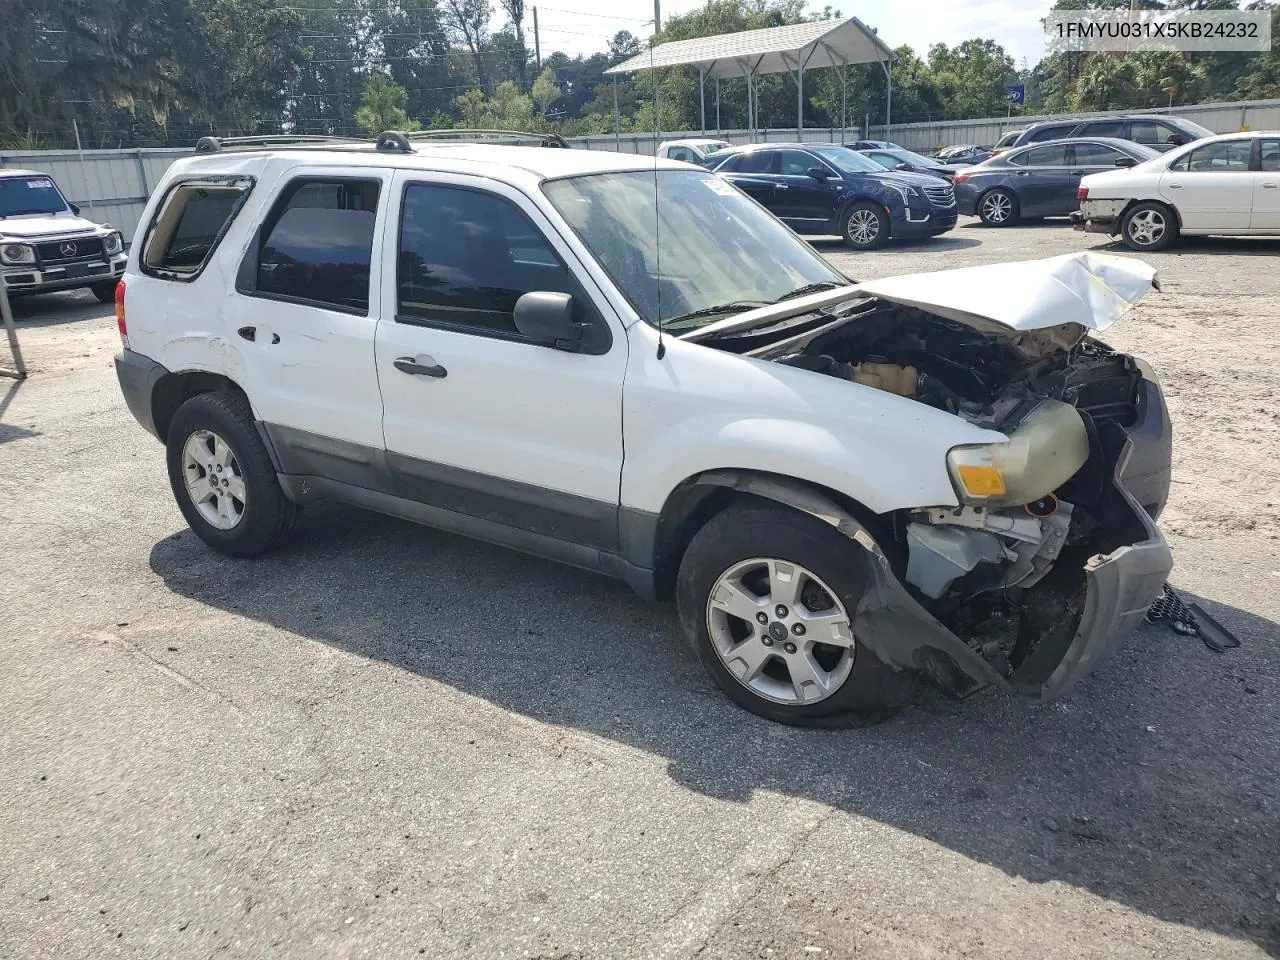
top-left (1076, 131), bottom-right (1280, 250)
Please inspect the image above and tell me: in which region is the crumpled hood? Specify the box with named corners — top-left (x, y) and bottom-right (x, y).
top-left (682, 252), bottom-right (1158, 344)
top-left (0, 212), bottom-right (105, 240)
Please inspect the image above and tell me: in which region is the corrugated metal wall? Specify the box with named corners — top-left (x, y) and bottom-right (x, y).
top-left (4, 97), bottom-right (1277, 237)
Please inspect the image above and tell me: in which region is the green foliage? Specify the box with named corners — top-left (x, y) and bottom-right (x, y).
top-left (355, 74), bottom-right (421, 136)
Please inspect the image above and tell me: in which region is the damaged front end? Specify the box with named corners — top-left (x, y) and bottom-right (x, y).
top-left (695, 253), bottom-right (1174, 700)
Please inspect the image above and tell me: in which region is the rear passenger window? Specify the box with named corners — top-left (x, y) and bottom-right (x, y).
top-left (396, 184), bottom-right (574, 336)
top-left (1025, 124), bottom-right (1072, 143)
top-left (1079, 120), bottom-right (1126, 138)
top-left (1021, 144), bottom-right (1069, 166)
top-left (252, 178), bottom-right (380, 313)
top-left (142, 178), bottom-right (252, 280)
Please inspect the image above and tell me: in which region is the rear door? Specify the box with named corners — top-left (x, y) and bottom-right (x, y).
top-left (1161, 139), bottom-right (1254, 229)
top-left (717, 150), bottom-right (780, 209)
top-left (1007, 143), bottom-right (1074, 215)
top-left (1251, 138), bottom-right (1280, 229)
top-left (229, 170), bottom-right (389, 460)
top-left (374, 172), bottom-right (627, 549)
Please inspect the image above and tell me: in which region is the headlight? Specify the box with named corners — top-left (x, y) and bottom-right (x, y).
top-left (102, 231), bottom-right (123, 256)
top-left (946, 400), bottom-right (1089, 507)
top-left (887, 183), bottom-right (920, 204)
top-left (1, 243), bottom-right (35, 265)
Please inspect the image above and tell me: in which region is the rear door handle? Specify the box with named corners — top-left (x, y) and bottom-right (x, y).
top-left (1263, 183), bottom-right (1279, 189)
top-left (236, 326), bottom-right (280, 344)
top-left (1167, 182), bottom-right (1183, 189)
top-left (394, 356), bottom-right (447, 378)
top-left (775, 183), bottom-right (789, 191)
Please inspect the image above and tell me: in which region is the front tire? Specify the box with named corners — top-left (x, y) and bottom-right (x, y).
top-left (676, 502), bottom-right (907, 726)
top-left (90, 280), bottom-right (118, 304)
top-left (1120, 201), bottom-right (1178, 251)
top-left (165, 390), bottom-right (298, 557)
top-left (839, 201), bottom-right (890, 250)
top-left (977, 188), bottom-right (1019, 226)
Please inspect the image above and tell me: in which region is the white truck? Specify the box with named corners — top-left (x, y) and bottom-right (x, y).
top-left (113, 132), bottom-right (1173, 726)
top-left (0, 169), bottom-right (127, 302)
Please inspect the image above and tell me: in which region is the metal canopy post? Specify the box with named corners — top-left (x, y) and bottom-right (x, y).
top-left (613, 76), bottom-right (620, 148)
top-left (880, 56), bottom-right (894, 133)
top-left (0, 282), bottom-right (28, 381)
top-left (698, 68), bottom-right (706, 134)
top-left (715, 78), bottom-right (721, 132)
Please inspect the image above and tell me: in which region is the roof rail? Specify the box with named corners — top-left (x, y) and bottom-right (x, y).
top-left (391, 128), bottom-right (571, 149)
top-left (194, 134), bottom-right (370, 154)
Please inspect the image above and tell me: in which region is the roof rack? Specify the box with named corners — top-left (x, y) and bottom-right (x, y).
top-left (195, 134), bottom-right (370, 154)
top-left (383, 128), bottom-right (571, 150)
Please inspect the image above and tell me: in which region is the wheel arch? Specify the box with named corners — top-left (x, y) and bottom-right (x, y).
top-left (834, 190), bottom-right (896, 236)
top-left (151, 370), bottom-right (252, 444)
top-left (645, 468), bottom-right (891, 601)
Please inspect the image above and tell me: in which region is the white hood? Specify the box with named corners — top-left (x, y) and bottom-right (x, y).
top-left (0, 211), bottom-right (106, 241)
top-left (683, 252), bottom-right (1158, 342)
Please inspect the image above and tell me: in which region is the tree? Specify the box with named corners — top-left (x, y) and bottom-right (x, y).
top-left (355, 73), bottom-right (420, 135)
top-left (498, 0), bottom-right (527, 87)
top-left (608, 30), bottom-right (642, 63)
top-left (443, 0), bottom-right (493, 93)
top-left (531, 67), bottom-right (560, 120)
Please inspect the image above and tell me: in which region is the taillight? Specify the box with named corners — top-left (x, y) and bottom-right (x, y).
top-left (114, 280), bottom-right (128, 347)
top-left (1077, 185), bottom-right (1089, 201)
top-left (953, 172), bottom-right (971, 185)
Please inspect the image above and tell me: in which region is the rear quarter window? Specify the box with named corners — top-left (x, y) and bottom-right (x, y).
top-left (141, 177), bottom-right (254, 280)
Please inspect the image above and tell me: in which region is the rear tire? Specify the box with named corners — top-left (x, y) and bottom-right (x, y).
top-left (165, 390), bottom-right (298, 557)
top-left (90, 280), bottom-right (118, 304)
top-left (1120, 201), bottom-right (1178, 251)
top-left (977, 188), bottom-right (1019, 226)
top-left (839, 201), bottom-right (890, 250)
top-left (676, 502), bottom-right (907, 726)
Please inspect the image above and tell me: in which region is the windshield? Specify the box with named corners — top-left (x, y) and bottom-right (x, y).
top-left (1177, 118), bottom-right (1215, 140)
top-left (543, 171), bottom-right (845, 331)
top-left (0, 175), bottom-right (70, 218)
top-left (884, 148), bottom-right (939, 167)
top-left (808, 145), bottom-right (884, 174)
top-left (702, 141), bottom-right (731, 155)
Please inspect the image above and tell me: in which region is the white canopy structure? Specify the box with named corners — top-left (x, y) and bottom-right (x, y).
top-left (603, 17), bottom-right (896, 139)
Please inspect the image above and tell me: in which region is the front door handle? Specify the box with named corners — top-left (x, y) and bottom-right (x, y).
top-left (1263, 182), bottom-right (1279, 189)
top-left (394, 356), bottom-right (447, 378)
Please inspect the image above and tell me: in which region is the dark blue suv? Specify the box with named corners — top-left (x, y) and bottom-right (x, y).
top-left (708, 143), bottom-right (957, 249)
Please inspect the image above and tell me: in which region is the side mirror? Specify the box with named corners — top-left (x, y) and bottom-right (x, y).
top-left (69, 203), bottom-right (81, 215)
top-left (806, 167), bottom-right (830, 181)
top-left (1114, 156), bottom-right (1137, 168)
top-left (514, 291), bottom-right (583, 351)
top-left (895, 162), bottom-right (911, 171)
top-left (1166, 134), bottom-right (1187, 145)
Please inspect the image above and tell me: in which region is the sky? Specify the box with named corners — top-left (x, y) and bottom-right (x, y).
top-left (515, 0), bottom-right (1055, 68)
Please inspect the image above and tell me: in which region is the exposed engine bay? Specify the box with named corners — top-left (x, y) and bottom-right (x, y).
top-left (708, 297), bottom-right (1162, 691)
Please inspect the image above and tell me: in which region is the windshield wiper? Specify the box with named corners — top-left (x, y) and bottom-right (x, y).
top-left (662, 299), bottom-right (771, 328)
top-left (776, 280), bottom-right (848, 301)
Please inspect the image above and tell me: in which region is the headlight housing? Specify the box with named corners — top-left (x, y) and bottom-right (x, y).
top-left (946, 400), bottom-right (1090, 507)
top-left (102, 231), bottom-right (123, 256)
top-left (886, 183), bottom-right (920, 204)
top-left (1, 243), bottom-right (35, 265)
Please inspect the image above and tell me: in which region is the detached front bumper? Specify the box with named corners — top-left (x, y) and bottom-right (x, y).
top-left (2, 252), bottom-right (126, 295)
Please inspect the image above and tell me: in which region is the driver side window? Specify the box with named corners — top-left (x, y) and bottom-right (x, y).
top-left (396, 184), bottom-right (575, 336)
top-left (778, 150), bottom-right (819, 175)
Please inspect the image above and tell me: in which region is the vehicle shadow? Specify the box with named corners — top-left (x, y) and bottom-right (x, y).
top-left (0, 378), bottom-right (37, 444)
top-left (1093, 236), bottom-right (1280, 258)
top-left (148, 505), bottom-right (1280, 955)
top-left (807, 235), bottom-right (983, 252)
top-left (959, 217), bottom-right (1076, 230)
top-left (9, 290), bottom-right (110, 327)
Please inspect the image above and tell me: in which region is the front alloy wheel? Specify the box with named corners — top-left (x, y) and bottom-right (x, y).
top-left (707, 558), bottom-right (855, 705)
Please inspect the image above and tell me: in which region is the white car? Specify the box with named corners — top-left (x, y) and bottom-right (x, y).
top-left (113, 132), bottom-right (1172, 726)
top-left (657, 138), bottom-right (732, 166)
top-left (1077, 131), bottom-right (1280, 250)
top-left (0, 169), bottom-right (128, 302)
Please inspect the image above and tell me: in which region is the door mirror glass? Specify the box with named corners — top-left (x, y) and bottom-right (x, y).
top-left (1166, 134), bottom-right (1188, 146)
top-left (514, 292), bottom-right (582, 351)
top-left (1114, 156), bottom-right (1137, 168)
top-left (806, 167), bottom-right (830, 180)
top-left (69, 202), bottom-right (81, 215)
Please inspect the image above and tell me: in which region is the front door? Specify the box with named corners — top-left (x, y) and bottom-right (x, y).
top-left (773, 149), bottom-right (841, 230)
top-left (231, 171), bottom-right (389, 463)
top-left (1251, 138), bottom-right (1280, 229)
top-left (1161, 139), bottom-right (1255, 230)
top-left (1010, 143), bottom-right (1076, 216)
top-left (374, 173), bottom-right (628, 551)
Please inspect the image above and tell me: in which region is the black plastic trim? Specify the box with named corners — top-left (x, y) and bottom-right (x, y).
top-left (113, 349), bottom-right (170, 440)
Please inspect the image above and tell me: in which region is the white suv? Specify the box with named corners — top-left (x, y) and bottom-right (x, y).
top-left (114, 132), bottom-right (1173, 725)
top-left (1, 169), bottom-right (127, 301)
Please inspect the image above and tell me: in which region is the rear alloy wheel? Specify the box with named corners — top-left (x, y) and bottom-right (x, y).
top-left (840, 202), bottom-right (889, 250)
top-left (1121, 201), bottom-right (1178, 251)
top-left (676, 502), bottom-right (907, 726)
top-left (90, 280), bottom-right (118, 304)
top-left (978, 188), bottom-right (1018, 226)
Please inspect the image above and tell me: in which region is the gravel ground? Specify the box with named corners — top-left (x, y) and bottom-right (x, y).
top-left (1, 220), bottom-right (1277, 960)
